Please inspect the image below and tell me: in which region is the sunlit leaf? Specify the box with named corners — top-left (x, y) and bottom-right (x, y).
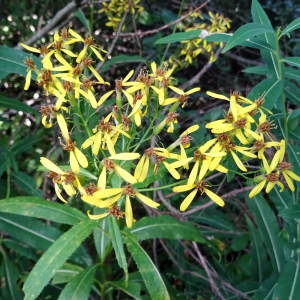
top-left (23, 220), bottom-right (98, 300)
top-left (124, 231), bottom-right (170, 300)
top-left (0, 196), bottom-right (86, 225)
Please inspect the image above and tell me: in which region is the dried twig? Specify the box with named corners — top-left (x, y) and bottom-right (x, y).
top-left (180, 47), bottom-right (223, 90)
top-left (16, 0), bottom-right (89, 48)
top-left (191, 241), bottom-right (225, 300)
top-left (119, 1), bottom-right (210, 38)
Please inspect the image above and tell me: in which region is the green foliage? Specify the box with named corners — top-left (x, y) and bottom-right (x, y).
top-left (0, 0), bottom-right (300, 299)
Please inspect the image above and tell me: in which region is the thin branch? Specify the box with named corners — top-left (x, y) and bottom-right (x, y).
top-left (119, 0), bottom-right (210, 38)
top-left (17, 0), bottom-right (88, 48)
top-left (225, 52), bottom-right (261, 66)
top-left (191, 242), bottom-right (225, 300)
top-left (180, 47), bottom-right (223, 90)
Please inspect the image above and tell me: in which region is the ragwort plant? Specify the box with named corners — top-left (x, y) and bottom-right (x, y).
top-left (18, 8), bottom-right (300, 297)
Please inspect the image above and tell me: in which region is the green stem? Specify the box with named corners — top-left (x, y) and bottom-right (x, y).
top-left (5, 167), bottom-right (11, 198)
top-left (137, 180), bottom-right (185, 192)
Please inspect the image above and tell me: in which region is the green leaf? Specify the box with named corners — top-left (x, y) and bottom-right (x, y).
top-left (11, 171), bottom-right (42, 197)
top-left (0, 45), bottom-right (41, 80)
top-left (73, 9), bottom-right (91, 33)
top-left (124, 232), bottom-right (170, 300)
top-left (282, 57), bottom-right (300, 68)
top-left (280, 17), bottom-right (300, 38)
top-left (284, 80), bottom-right (300, 105)
top-left (108, 217), bottom-right (128, 278)
top-left (130, 215), bottom-right (205, 243)
top-left (222, 23), bottom-right (274, 53)
top-left (247, 77), bottom-right (283, 109)
top-left (0, 250), bottom-right (23, 300)
top-left (246, 217), bottom-right (265, 282)
top-left (243, 65), bottom-right (268, 75)
top-left (280, 204), bottom-right (300, 221)
top-left (273, 257), bottom-right (300, 299)
top-left (155, 29), bottom-right (202, 44)
top-left (52, 263), bottom-right (84, 285)
top-left (284, 66), bottom-right (300, 81)
top-left (109, 276), bottom-right (144, 300)
top-left (247, 196), bottom-right (284, 273)
top-left (102, 55), bottom-right (146, 72)
top-left (58, 266), bottom-right (97, 300)
top-left (23, 219), bottom-right (98, 300)
top-left (204, 33), bottom-right (232, 43)
top-left (93, 217), bottom-right (111, 263)
top-left (251, 0), bottom-right (273, 28)
top-left (0, 196), bottom-right (86, 225)
top-left (0, 95), bottom-right (37, 114)
top-left (0, 212), bottom-right (60, 251)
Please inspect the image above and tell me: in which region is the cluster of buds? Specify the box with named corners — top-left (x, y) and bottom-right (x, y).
top-left (21, 28), bottom-right (299, 227)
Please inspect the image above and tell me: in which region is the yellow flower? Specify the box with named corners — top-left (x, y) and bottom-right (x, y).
top-left (173, 180), bottom-right (225, 211)
top-left (40, 157), bottom-right (84, 202)
top-left (57, 113), bottom-right (88, 173)
top-left (164, 86), bottom-right (201, 107)
top-left (82, 113), bottom-right (130, 156)
top-left (249, 147), bottom-right (286, 198)
top-left (99, 152), bottom-right (140, 185)
top-left (83, 185), bottom-right (159, 228)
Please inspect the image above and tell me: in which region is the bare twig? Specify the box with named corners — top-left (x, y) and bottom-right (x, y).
top-left (225, 52), bottom-right (261, 66)
top-left (119, 1), bottom-right (210, 38)
top-left (191, 242), bottom-right (225, 300)
top-left (17, 0), bottom-right (89, 48)
top-left (180, 47), bottom-right (223, 90)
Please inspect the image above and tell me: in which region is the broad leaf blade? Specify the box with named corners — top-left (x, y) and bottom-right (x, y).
top-left (0, 95), bottom-right (37, 114)
top-left (11, 171), bottom-right (43, 197)
top-left (0, 212), bottom-right (60, 251)
top-left (131, 215), bottom-right (205, 243)
top-left (0, 196), bottom-right (86, 225)
top-left (108, 217), bottom-right (128, 278)
top-left (204, 33), bottom-right (232, 43)
top-left (282, 57), bottom-right (300, 68)
top-left (280, 204), bottom-right (300, 221)
top-left (155, 30), bottom-right (202, 44)
top-left (247, 77), bottom-right (283, 109)
top-left (0, 45), bottom-right (41, 79)
top-left (1, 252), bottom-right (23, 300)
top-left (23, 220), bottom-right (98, 300)
top-left (273, 257), bottom-right (300, 299)
top-left (124, 231), bottom-right (170, 300)
top-left (243, 65), bottom-right (268, 75)
top-left (247, 196), bottom-right (284, 273)
top-left (280, 17), bottom-right (300, 38)
top-left (93, 217), bottom-right (111, 263)
top-left (58, 266), bottom-right (97, 300)
top-left (222, 23), bottom-right (273, 53)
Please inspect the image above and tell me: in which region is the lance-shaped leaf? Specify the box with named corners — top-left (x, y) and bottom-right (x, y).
top-left (0, 196), bottom-right (87, 225)
top-left (23, 219), bottom-right (98, 300)
top-left (155, 30), bottom-right (202, 44)
top-left (58, 265), bottom-right (97, 300)
top-left (130, 215), bottom-right (205, 243)
top-left (124, 231), bottom-right (170, 300)
top-left (222, 23), bottom-right (274, 53)
top-left (279, 17), bottom-right (300, 38)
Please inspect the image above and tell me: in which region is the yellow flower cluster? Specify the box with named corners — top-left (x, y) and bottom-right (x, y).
top-left (169, 11), bottom-right (231, 67)
top-left (204, 91), bottom-right (300, 197)
top-left (21, 28), bottom-right (299, 227)
top-left (99, 0), bottom-right (144, 30)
